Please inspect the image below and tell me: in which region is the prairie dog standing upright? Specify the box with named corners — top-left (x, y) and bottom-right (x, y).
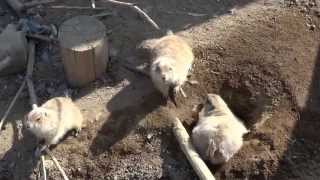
top-left (141, 31), bottom-right (194, 106)
top-left (24, 97), bottom-right (83, 152)
top-left (192, 94), bottom-right (249, 164)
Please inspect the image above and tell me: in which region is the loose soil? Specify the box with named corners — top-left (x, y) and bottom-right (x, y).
top-left (1, 0), bottom-right (320, 180)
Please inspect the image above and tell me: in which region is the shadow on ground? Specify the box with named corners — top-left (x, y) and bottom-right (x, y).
top-left (272, 46), bottom-right (320, 179)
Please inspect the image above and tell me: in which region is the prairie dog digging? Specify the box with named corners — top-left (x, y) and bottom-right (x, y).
top-left (192, 94), bottom-right (249, 165)
top-left (141, 30), bottom-right (194, 106)
top-left (24, 97), bottom-right (84, 154)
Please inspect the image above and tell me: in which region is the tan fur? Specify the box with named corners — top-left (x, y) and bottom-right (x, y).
top-left (142, 32), bottom-right (194, 98)
top-left (25, 97), bottom-right (83, 149)
top-left (192, 94), bottom-right (248, 164)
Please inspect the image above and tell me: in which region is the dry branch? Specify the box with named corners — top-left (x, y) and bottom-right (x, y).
top-left (25, 41), bottom-right (69, 180)
top-left (45, 149), bottom-right (69, 180)
top-left (171, 116), bottom-right (215, 180)
top-left (0, 79), bottom-right (26, 131)
top-left (41, 155), bottom-right (47, 180)
top-left (103, 0), bottom-right (160, 30)
top-left (49, 5), bottom-right (108, 10)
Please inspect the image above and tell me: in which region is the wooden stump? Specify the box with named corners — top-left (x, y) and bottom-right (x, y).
top-left (59, 15), bottom-right (108, 87)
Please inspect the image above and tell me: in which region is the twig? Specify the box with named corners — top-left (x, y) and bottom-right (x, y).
top-left (91, 0), bottom-right (96, 8)
top-left (91, 12), bottom-right (114, 18)
top-left (171, 116), bottom-right (215, 180)
top-left (26, 41), bottom-right (36, 77)
top-left (41, 155), bottom-right (47, 180)
top-left (103, 0), bottom-right (160, 30)
top-left (0, 79), bottom-right (26, 131)
top-left (45, 149), bottom-right (69, 180)
top-left (25, 41), bottom-right (69, 180)
top-left (25, 41), bottom-right (38, 107)
top-left (160, 9), bottom-right (208, 17)
top-left (49, 5), bottom-right (108, 10)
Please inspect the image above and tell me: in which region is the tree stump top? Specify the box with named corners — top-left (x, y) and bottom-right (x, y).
top-left (59, 15), bottom-right (106, 51)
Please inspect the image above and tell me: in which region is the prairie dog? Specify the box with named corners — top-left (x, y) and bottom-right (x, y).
top-left (192, 94), bottom-right (249, 164)
top-left (142, 31), bottom-right (194, 105)
top-left (24, 97), bottom-right (83, 152)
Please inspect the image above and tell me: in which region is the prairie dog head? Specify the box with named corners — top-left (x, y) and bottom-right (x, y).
top-left (24, 107), bottom-right (56, 136)
top-left (152, 57), bottom-right (175, 84)
top-left (199, 94), bottom-right (233, 118)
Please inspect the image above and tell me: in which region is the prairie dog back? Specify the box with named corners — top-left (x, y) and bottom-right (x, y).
top-left (192, 94), bottom-right (248, 164)
top-left (25, 97), bottom-right (84, 148)
top-left (144, 32), bottom-right (194, 103)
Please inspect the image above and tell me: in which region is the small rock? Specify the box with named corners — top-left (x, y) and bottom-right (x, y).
top-left (147, 133), bottom-right (154, 140)
top-left (307, 23), bottom-right (316, 30)
top-left (300, 7), bottom-right (308, 13)
top-left (308, 1), bottom-right (315, 7)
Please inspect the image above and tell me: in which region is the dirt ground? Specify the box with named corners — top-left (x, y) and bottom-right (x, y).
top-left (1, 0), bottom-right (320, 179)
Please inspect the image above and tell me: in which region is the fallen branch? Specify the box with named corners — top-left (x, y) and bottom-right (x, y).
top-left (40, 155), bottom-right (47, 180)
top-left (91, 11), bottom-right (114, 18)
top-left (25, 41), bottom-right (69, 180)
top-left (171, 116), bottom-right (215, 180)
top-left (0, 79), bottom-right (26, 131)
top-left (45, 149), bottom-right (69, 180)
top-left (103, 0), bottom-right (160, 30)
top-left (49, 5), bottom-right (108, 10)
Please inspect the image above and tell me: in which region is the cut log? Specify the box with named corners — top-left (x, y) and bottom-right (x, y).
top-left (171, 117), bottom-right (216, 180)
top-left (59, 15), bottom-right (108, 87)
top-left (0, 24), bottom-right (28, 76)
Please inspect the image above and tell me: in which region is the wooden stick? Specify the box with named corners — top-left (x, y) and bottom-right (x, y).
top-left (91, 12), bottom-right (114, 18)
top-left (25, 41), bottom-right (69, 180)
top-left (49, 5), bottom-right (108, 10)
top-left (45, 149), bottom-right (69, 180)
top-left (0, 79), bottom-right (26, 131)
top-left (25, 41), bottom-right (38, 107)
top-left (103, 0), bottom-right (160, 30)
top-left (171, 117), bottom-right (215, 180)
top-left (41, 155), bottom-right (47, 180)
top-left (91, 0), bottom-right (96, 8)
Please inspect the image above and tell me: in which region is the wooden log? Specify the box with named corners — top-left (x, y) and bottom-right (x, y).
top-left (59, 15), bottom-right (108, 87)
top-left (0, 24), bottom-right (28, 76)
top-left (171, 116), bottom-right (216, 180)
